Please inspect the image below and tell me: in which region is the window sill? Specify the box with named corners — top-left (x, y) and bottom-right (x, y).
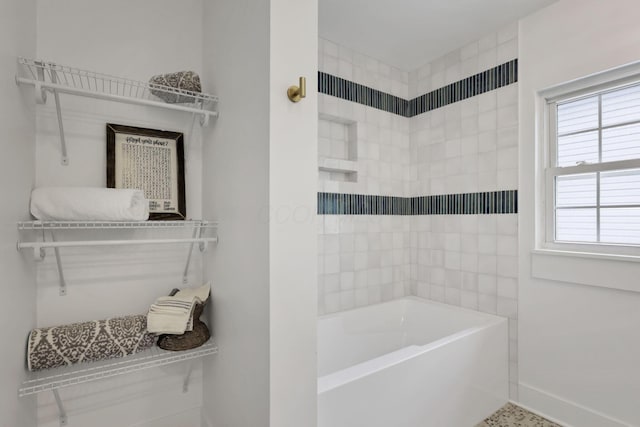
top-left (531, 249), bottom-right (640, 293)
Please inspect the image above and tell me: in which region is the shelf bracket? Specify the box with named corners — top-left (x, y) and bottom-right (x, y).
top-left (185, 113), bottom-right (198, 161)
top-left (199, 109), bottom-right (210, 127)
top-left (51, 232), bottom-right (67, 296)
top-left (33, 61), bottom-right (48, 104)
top-left (52, 389), bottom-right (68, 426)
top-left (50, 70), bottom-right (69, 165)
top-left (182, 361), bottom-right (194, 393)
top-left (29, 245), bottom-right (46, 261)
top-left (182, 225), bottom-right (202, 284)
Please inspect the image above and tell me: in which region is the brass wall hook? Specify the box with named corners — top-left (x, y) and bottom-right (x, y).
top-left (287, 76), bottom-right (306, 102)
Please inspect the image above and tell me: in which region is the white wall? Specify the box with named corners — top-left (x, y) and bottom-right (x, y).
top-left (0, 0), bottom-right (37, 426)
top-left (202, 0), bottom-right (318, 424)
top-left (201, 0), bottom-right (271, 424)
top-left (519, 1), bottom-right (640, 426)
top-left (269, 0), bottom-right (318, 424)
top-left (33, 1), bottom-right (207, 425)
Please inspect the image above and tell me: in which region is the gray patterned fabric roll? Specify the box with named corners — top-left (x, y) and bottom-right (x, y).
top-left (27, 315), bottom-right (156, 371)
top-left (149, 71), bottom-right (202, 104)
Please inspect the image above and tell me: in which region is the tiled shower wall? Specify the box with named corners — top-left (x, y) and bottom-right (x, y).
top-left (317, 39), bottom-right (412, 315)
top-left (408, 24), bottom-right (520, 398)
top-left (318, 23), bottom-right (520, 398)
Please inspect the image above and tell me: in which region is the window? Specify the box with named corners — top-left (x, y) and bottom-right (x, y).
top-left (546, 79), bottom-right (640, 252)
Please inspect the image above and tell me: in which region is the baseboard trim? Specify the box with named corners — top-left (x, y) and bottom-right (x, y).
top-left (518, 382), bottom-right (634, 427)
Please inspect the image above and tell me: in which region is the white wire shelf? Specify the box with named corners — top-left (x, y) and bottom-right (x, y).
top-left (19, 342), bottom-right (218, 397)
top-left (17, 220), bottom-right (219, 294)
top-left (18, 220), bottom-right (217, 230)
top-left (17, 220), bottom-right (218, 255)
top-left (15, 57), bottom-right (219, 165)
top-left (17, 57), bottom-right (218, 108)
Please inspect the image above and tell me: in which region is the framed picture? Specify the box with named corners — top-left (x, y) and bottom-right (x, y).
top-left (107, 123), bottom-right (186, 220)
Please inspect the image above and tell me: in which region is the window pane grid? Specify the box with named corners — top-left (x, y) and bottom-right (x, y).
top-left (547, 81), bottom-right (640, 250)
top-left (553, 82), bottom-right (640, 246)
top-left (555, 171), bottom-right (640, 244)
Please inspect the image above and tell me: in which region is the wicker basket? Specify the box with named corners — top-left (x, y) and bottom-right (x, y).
top-left (157, 289), bottom-right (210, 351)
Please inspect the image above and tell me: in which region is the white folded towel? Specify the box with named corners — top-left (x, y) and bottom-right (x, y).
top-left (147, 295), bottom-right (199, 335)
top-left (175, 282), bottom-right (211, 301)
top-left (30, 187), bottom-right (149, 221)
top-left (146, 283), bottom-right (211, 335)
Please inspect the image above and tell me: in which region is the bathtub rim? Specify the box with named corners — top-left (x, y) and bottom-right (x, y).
top-left (318, 295), bottom-right (507, 325)
top-left (317, 296), bottom-right (508, 394)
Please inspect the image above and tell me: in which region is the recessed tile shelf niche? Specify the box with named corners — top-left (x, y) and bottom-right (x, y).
top-left (318, 114), bottom-right (358, 182)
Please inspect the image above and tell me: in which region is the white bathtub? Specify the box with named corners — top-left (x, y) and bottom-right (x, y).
top-left (318, 296), bottom-right (508, 427)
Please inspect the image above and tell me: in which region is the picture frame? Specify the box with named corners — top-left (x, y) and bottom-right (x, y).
top-left (107, 123), bottom-right (186, 220)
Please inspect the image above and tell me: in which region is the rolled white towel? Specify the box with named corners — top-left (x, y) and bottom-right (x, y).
top-left (30, 187), bottom-right (149, 221)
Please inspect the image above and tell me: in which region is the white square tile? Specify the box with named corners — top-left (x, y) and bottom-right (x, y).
top-left (478, 294), bottom-right (497, 314)
top-left (430, 285), bottom-right (445, 302)
top-left (497, 126), bottom-right (518, 148)
top-left (461, 57), bottom-right (479, 78)
top-left (478, 151), bottom-right (497, 173)
top-left (462, 271), bottom-right (478, 291)
top-left (497, 84), bottom-right (518, 108)
top-left (461, 253), bottom-right (479, 273)
top-left (478, 234), bottom-right (497, 255)
top-left (478, 273), bottom-right (497, 295)
top-left (340, 272), bottom-right (355, 290)
top-left (445, 287), bottom-right (461, 305)
top-left (430, 267), bottom-right (446, 286)
top-left (478, 254), bottom-right (497, 275)
top-left (497, 38), bottom-right (518, 64)
top-left (497, 146), bottom-right (518, 171)
top-left (445, 233), bottom-right (461, 251)
top-left (497, 22), bottom-right (518, 44)
top-left (497, 297), bottom-right (518, 319)
top-left (497, 255), bottom-right (518, 278)
top-left (478, 32), bottom-right (498, 51)
top-left (498, 169), bottom-right (518, 188)
top-left (354, 252), bottom-right (368, 271)
top-left (324, 292), bottom-right (340, 313)
top-left (324, 273), bottom-right (340, 293)
top-left (416, 281), bottom-right (429, 298)
top-left (497, 235), bottom-right (518, 256)
top-left (323, 235), bottom-right (340, 254)
top-left (479, 110), bottom-right (497, 132)
top-left (445, 270), bottom-right (462, 289)
top-left (340, 253), bottom-right (355, 272)
top-left (324, 254), bottom-right (340, 274)
top-left (478, 48), bottom-right (497, 71)
top-left (461, 290), bottom-right (479, 310)
top-left (497, 277), bottom-right (518, 299)
top-left (497, 215), bottom-right (518, 236)
top-left (460, 41), bottom-right (479, 60)
top-left (368, 285), bottom-right (382, 304)
top-left (355, 288), bottom-right (369, 307)
top-left (478, 131), bottom-right (497, 153)
top-left (497, 105), bottom-right (518, 130)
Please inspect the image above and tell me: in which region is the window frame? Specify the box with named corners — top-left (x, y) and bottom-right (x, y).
top-left (543, 73), bottom-right (640, 256)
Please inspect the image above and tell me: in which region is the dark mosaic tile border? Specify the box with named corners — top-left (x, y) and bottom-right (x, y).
top-left (318, 190), bottom-right (518, 215)
top-left (318, 72), bottom-right (409, 116)
top-left (318, 59), bottom-right (518, 118)
top-left (408, 59), bottom-right (518, 117)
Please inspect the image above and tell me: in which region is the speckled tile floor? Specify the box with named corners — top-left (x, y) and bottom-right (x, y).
top-left (476, 403), bottom-right (563, 427)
